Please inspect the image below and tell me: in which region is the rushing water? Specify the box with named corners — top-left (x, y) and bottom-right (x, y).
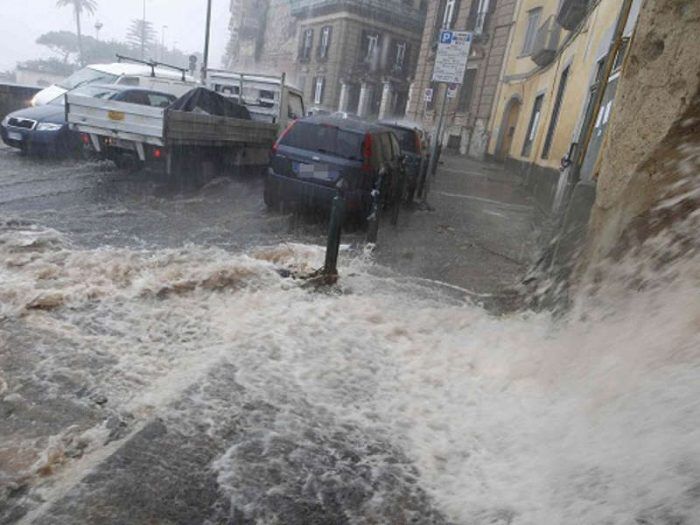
top-left (0, 176), bottom-right (698, 523)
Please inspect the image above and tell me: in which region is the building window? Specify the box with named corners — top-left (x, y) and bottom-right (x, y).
top-left (318, 26), bottom-right (332, 60)
top-left (457, 68), bottom-right (477, 112)
top-left (541, 66), bottom-right (570, 159)
top-left (394, 41), bottom-right (407, 71)
top-left (362, 32), bottom-right (380, 64)
top-left (313, 77), bottom-right (325, 105)
top-left (442, 0), bottom-right (459, 30)
top-left (521, 8), bottom-right (542, 56)
top-left (522, 94), bottom-right (544, 157)
top-left (474, 0), bottom-right (491, 35)
top-left (300, 29), bottom-right (313, 62)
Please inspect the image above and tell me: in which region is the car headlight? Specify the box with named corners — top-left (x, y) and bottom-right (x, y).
top-left (36, 123), bottom-right (63, 132)
top-left (1, 115), bottom-right (9, 127)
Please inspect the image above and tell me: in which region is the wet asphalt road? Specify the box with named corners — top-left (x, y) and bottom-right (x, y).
top-left (0, 145), bottom-right (535, 294)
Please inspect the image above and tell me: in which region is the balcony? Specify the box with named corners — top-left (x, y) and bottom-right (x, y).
top-left (557, 0), bottom-right (589, 30)
top-left (530, 15), bottom-right (562, 68)
top-left (289, 0), bottom-right (424, 31)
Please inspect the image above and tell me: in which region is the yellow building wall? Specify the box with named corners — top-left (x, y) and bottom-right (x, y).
top-left (488, 0), bottom-right (623, 170)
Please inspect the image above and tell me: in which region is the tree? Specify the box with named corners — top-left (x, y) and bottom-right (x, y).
top-left (126, 19), bottom-right (157, 59)
top-left (36, 31), bottom-right (80, 63)
top-left (56, 0), bottom-right (98, 66)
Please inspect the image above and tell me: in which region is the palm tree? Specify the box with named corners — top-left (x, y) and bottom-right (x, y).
top-left (56, 0), bottom-right (98, 66)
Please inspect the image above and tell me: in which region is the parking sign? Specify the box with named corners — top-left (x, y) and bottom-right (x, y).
top-left (432, 30), bottom-right (473, 84)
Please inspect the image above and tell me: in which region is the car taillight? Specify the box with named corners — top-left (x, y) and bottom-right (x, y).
top-left (153, 147), bottom-right (163, 159)
top-left (362, 132), bottom-right (373, 173)
top-left (272, 120), bottom-right (296, 155)
top-left (81, 133), bottom-right (90, 145)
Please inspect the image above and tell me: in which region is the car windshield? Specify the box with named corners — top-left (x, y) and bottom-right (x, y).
top-left (280, 121), bottom-right (364, 161)
top-left (58, 67), bottom-right (119, 90)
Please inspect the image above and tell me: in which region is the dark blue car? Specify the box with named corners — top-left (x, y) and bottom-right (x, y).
top-left (1, 85), bottom-right (176, 156)
top-left (1, 99), bottom-right (79, 156)
top-left (265, 116), bottom-right (404, 217)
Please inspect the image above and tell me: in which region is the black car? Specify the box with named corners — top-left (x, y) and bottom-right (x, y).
top-left (378, 120), bottom-right (429, 203)
top-left (265, 116), bottom-right (404, 218)
top-left (1, 85), bottom-right (176, 156)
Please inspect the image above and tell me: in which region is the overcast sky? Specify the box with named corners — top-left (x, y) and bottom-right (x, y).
top-left (0, 0), bottom-right (231, 71)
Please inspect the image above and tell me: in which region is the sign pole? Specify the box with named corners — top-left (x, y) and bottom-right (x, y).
top-left (422, 30), bottom-right (473, 203)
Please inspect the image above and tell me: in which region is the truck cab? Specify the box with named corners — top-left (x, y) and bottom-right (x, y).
top-left (205, 70), bottom-right (305, 130)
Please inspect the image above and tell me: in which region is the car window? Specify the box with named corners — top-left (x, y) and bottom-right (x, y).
top-left (118, 91), bottom-right (152, 106)
top-left (289, 93), bottom-right (304, 119)
top-left (148, 93), bottom-right (175, 108)
top-left (389, 133), bottom-right (401, 159)
top-left (390, 127), bottom-right (418, 153)
top-left (279, 121), bottom-right (364, 161)
top-left (117, 76), bottom-right (140, 86)
top-left (377, 133), bottom-right (393, 163)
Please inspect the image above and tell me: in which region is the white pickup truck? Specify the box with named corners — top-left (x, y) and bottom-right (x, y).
top-left (66, 71), bottom-right (305, 175)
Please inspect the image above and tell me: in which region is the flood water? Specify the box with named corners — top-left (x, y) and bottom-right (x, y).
top-left (1, 170), bottom-right (698, 524)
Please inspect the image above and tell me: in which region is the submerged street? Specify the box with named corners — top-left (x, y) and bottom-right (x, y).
top-left (0, 144), bottom-right (538, 524)
top-left (1, 143), bottom-right (698, 524)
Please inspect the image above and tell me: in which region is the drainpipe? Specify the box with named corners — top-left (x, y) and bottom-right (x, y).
top-left (573, 0), bottom-right (635, 175)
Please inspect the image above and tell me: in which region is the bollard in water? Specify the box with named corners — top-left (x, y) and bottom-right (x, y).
top-left (323, 193), bottom-right (346, 276)
top-left (366, 184), bottom-right (382, 245)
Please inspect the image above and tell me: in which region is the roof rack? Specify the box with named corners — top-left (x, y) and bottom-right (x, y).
top-left (116, 54), bottom-right (189, 82)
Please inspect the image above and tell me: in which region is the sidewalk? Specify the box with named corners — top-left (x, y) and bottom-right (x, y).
top-left (375, 154), bottom-right (538, 296)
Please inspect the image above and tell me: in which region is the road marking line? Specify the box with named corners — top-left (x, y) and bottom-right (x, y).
top-left (436, 191), bottom-right (532, 211)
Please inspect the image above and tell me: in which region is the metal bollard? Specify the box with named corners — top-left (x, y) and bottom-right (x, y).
top-left (323, 192), bottom-right (346, 276)
top-left (366, 172), bottom-right (384, 244)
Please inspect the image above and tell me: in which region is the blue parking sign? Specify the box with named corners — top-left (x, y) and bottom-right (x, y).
top-left (440, 31), bottom-right (453, 44)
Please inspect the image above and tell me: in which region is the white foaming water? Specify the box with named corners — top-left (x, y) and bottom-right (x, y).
top-left (1, 202), bottom-right (698, 524)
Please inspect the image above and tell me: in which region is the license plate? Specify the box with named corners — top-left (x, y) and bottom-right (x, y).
top-left (7, 131), bottom-right (22, 141)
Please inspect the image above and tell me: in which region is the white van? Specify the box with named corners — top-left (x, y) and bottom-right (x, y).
top-left (32, 60), bottom-right (197, 106)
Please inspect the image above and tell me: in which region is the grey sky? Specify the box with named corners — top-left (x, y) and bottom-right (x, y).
top-left (0, 0), bottom-right (231, 71)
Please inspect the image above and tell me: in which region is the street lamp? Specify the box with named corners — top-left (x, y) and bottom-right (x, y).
top-left (95, 21), bottom-right (103, 41)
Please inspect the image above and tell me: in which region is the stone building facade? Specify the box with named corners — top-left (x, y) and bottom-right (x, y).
top-left (406, 0), bottom-right (518, 158)
top-left (225, 0), bottom-right (299, 79)
top-left (290, 0), bottom-right (427, 118)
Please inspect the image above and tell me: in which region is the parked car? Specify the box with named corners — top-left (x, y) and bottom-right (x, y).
top-left (378, 120), bottom-right (429, 203)
top-left (31, 59), bottom-right (196, 107)
top-left (264, 116), bottom-right (405, 219)
top-left (1, 85), bottom-right (177, 157)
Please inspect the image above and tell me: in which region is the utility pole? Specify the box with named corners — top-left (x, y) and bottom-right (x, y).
top-left (161, 25), bottom-right (168, 61)
top-left (202, 0), bottom-right (213, 82)
top-left (141, 0), bottom-right (147, 60)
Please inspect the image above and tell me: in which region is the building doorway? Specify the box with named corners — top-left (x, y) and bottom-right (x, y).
top-left (496, 96), bottom-right (522, 161)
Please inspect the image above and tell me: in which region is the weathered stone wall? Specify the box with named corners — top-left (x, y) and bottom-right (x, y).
top-left (0, 84), bottom-right (41, 121)
top-left (580, 0), bottom-right (700, 267)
